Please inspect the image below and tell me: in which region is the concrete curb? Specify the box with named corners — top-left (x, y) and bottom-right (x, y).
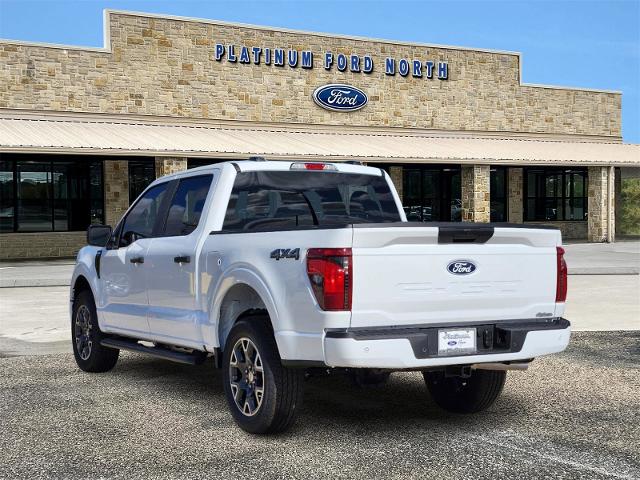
top-left (568, 267), bottom-right (640, 275)
top-left (0, 280), bottom-right (71, 288)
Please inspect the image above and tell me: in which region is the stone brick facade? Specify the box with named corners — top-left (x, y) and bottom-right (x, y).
top-left (0, 232), bottom-right (86, 259)
top-left (507, 167), bottom-right (524, 223)
top-left (461, 165), bottom-right (490, 222)
top-left (0, 11), bottom-right (621, 138)
top-left (587, 166), bottom-right (615, 242)
top-left (524, 221), bottom-right (588, 241)
top-left (388, 166), bottom-right (403, 202)
top-left (155, 157), bottom-right (188, 177)
top-left (104, 160), bottom-right (129, 226)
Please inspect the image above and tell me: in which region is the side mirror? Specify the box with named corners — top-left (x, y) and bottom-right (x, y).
top-left (87, 225), bottom-right (112, 247)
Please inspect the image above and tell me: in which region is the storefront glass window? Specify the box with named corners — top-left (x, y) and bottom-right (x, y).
top-left (379, 165), bottom-right (461, 222)
top-left (524, 168), bottom-right (587, 221)
top-left (128, 160), bottom-right (156, 202)
top-left (0, 161), bottom-right (14, 232)
top-left (90, 162), bottom-right (104, 226)
top-left (187, 158), bottom-right (223, 169)
top-left (490, 167), bottom-right (507, 222)
top-left (0, 156), bottom-right (105, 232)
top-left (17, 162), bottom-right (52, 232)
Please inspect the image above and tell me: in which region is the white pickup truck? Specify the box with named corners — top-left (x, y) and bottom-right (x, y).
top-left (71, 159), bottom-right (570, 433)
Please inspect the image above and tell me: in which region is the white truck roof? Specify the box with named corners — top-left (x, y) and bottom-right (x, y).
top-left (157, 160), bottom-right (384, 181)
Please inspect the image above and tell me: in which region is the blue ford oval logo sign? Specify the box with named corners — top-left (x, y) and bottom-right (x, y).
top-left (312, 84), bottom-right (368, 112)
top-left (447, 260), bottom-right (477, 275)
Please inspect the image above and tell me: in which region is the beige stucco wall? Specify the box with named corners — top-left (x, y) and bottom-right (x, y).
top-left (0, 11), bottom-right (621, 137)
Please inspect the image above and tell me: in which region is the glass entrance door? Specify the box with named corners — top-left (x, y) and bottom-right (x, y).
top-left (401, 166), bottom-right (461, 222)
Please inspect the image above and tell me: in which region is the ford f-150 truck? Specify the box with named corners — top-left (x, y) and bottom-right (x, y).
top-left (71, 159), bottom-right (570, 433)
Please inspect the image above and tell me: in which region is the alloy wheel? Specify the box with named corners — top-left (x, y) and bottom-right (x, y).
top-left (228, 337), bottom-right (265, 416)
top-left (74, 305), bottom-right (93, 361)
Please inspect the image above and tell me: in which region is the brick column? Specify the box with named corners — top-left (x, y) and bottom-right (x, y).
top-left (104, 160), bottom-right (129, 226)
top-left (155, 156), bottom-right (188, 178)
top-left (388, 166), bottom-right (403, 202)
top-left (614, 167), bottom-right (622, 239)
top-left (507, 167), bottom-right (524, 223)
top-left (588, 166), bottom-right (615, 242)
top-left (461, 165), bottom-right (490, 223)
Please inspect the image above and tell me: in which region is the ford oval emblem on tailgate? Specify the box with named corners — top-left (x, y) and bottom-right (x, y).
top-left (447, 260), bottom-right (476, 275)
top-left (312, 84), bottom-right (368, 112)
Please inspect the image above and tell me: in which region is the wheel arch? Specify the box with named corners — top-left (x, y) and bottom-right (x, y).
top-left (71, 275), bottom-right (93, 304)
top-left (208, 268), bottom-right (280, 352)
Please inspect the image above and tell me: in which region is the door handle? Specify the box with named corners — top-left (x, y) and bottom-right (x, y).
top-left (130, 256), bottom-right (144, 264)
top-left (174, 255), bottom-right (191, 264)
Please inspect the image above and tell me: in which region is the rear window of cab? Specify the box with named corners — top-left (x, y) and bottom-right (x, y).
top-left (222, 171), bottom-right (401, 232)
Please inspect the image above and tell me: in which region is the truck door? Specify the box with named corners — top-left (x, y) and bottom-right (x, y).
top-left (145, 174), bottom-right (215, 347)
top-left (98, 181), bottom-right (171, 337)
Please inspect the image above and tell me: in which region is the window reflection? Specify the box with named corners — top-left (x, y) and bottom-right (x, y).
top-left (17, 162), bottom-right (52, 232)
top-left (128, 160), bottom-right (156, 203)
top-left (525, 168), bottom-right (588, 221)
top-left (0, 161), bottom-right (14, 232)
top-left (490, 167), bottom-right (507, 222)
top-left (400, 166), bottom-right (461, 222)
top-left (1, 156), bottom-right (105, 232)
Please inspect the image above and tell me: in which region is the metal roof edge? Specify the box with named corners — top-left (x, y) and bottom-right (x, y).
top-left (0, 108), bottom-right (628, 145)
top-left (0, 145), bottom-right (638, 168)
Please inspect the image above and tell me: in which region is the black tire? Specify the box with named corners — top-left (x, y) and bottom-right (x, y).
top-left (71, 290), bottom-right (119, 373)
top-left (222, 317), bottom-right (304, 434)
top-left (423, 369), bottom-right (506, 413)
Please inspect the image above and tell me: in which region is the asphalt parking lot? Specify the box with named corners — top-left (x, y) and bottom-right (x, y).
top-left (1, 332), bottom-right (638, 480)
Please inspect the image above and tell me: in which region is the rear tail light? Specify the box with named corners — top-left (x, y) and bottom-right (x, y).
top-left (556, 246), bottom-right (567, 302)
top-left (306, 248), bottom-right (352, 311)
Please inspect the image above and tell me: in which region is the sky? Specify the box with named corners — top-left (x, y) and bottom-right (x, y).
top-left (0, 0), bottom-right (638, 142)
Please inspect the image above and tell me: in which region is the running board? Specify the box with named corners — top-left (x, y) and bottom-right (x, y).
top-left (100, 337), bottom-right (206, 365)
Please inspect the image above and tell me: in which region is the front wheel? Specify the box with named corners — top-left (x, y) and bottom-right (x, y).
top-left (423, 369), bottom-right (506, 413)
top-left (222, 317), bottom-right (304, 434)
top-left (72, 290), bottom-right (119, 373)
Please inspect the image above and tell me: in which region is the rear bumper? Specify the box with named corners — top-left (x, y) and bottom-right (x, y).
top-left (323, 318), bottom-right (571, 369)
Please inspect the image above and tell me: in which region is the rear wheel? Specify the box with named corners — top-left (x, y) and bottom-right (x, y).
top-left (222, 317), bottom-right (304, 434)
top-left (72, 290), bottom-right (119, 372)
top-left (423, 369), bottom-right (506, 413)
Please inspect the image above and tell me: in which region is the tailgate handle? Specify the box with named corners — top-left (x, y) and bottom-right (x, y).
top-left (438, 226), bottom-right (494, 244)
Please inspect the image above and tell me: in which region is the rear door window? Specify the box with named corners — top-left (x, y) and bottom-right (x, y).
top-left (222, 171), bottom-right (400, 232)
top-left (163, 175), bottom-right (213, 237)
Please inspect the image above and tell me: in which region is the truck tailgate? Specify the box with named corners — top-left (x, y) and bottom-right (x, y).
top-left (350, 224), bottom-right (562, 328)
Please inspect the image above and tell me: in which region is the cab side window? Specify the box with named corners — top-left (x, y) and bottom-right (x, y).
top-left (163, 175), bottom-right (213, 237)
top-left (119, 182), bottom-right (169, 247)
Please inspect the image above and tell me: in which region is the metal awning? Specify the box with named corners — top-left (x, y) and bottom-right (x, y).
top-left (1, 112), bottom-right (638, 166)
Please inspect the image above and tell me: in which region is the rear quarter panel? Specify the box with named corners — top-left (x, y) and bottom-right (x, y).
top-left (200, 228), bottom-right (353, 359)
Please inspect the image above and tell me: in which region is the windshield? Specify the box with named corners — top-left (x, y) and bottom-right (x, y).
top-left (222, 170), bottom-right (401, 232)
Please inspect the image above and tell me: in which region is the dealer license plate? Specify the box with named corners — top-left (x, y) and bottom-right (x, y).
top-left (438, 328), bottom-right (477, 356)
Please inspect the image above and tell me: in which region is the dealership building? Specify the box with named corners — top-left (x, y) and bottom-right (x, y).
top-left (0, 10), bottom-right (639, 259)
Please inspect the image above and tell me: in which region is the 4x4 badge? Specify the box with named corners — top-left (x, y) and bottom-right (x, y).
top-left (270, 248), bottom-right (300, 261)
